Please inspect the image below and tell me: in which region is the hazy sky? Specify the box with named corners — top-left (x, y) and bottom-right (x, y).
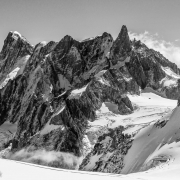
top-left (0, 0), bottom-right (180, 48)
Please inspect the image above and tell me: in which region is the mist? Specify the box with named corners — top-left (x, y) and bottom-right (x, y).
top-left (6, 148), bottom-right (83, 170)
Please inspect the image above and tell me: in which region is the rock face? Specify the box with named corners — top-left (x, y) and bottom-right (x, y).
top-left (79, 126), bottom-right (132, 173)
top-left (0, 25), bottom-right (179, 162)
top-left (131, 39), bottom-right (180, 99)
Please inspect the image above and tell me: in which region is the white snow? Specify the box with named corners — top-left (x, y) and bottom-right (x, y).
top-left (0, 92), bottom-right (180, 179)
top-left (68, 84), bottom-right (88, 99)
top-left (10, 31), bottom-right (22, 40)
top-left (1, 156), bottom-right (180, 180)
top-left (161, 66), bottom-right (180, 79)
top-left (83, 153), bottom-right (102, 170)
top-left (94, 70), bottom-right (110, 86)
top-left (13, 31), bottom-right (22, 37)
top-left (0, 55), bottom-right (30, 89)
top-left (128, 93), bottom-right (176, 107)
top-left (40, 106), bottom-right (65, 135)
top-left (121, 105), bottom-right (180, 174)
top-left (81, 37), bottom-right (95, 42)
top-left (0, 66), bottom-right (180, 179)
top-left (40, 41), bottom-right (47, 46)
top-left (142, 87), bottom-right (167, 98)
top-left (89, 92), bottom-right (176, 132)
top-left (160, 77), bottom-right (177, 87)
top-left (84, 92), bottom-right (180, 179)
top-left (158, 66), bottom-right (180, 88)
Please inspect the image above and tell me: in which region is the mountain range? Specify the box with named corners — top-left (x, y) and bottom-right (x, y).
top-left (0, 25), bottom-right (180, 178)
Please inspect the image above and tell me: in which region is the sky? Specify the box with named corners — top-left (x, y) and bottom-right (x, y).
top-left (0, 0), bottom-right (180, 66)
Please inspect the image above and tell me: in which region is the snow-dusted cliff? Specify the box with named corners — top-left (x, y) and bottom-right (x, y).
top-left (0, 25), bottom-right (180, 177)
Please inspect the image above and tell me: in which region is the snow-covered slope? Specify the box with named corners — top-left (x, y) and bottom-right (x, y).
top-left (1, 25), bottom-right (180, 179)
top-left (80, 92), bottom-right (180, 176)
top-left (1, 156), bottom-right (180, 180)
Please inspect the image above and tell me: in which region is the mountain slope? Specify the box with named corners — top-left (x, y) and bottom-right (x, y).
top-left (0, 25), bottom-right (180, 173)
top-left (79, 92), bottom-right (177, 173)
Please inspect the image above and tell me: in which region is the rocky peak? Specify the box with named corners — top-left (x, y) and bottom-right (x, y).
top-left (1, 31), bottom-right (33, 57)
top-left (0, 25), bottom-right (180, 165)
top-left (0, 31), bottom-right (34, 85)
top-left (110, 25), bottom-right (131, 64)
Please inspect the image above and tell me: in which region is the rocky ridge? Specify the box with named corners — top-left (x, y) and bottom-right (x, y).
top-left (0, 25), bottom-right (179, 169)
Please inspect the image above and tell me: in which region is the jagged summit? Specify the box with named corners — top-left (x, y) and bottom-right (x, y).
top-left (10, 31), bottom-right (22, 39)
top-left (0, 25), bottom-right (180, 173)
top-left (110, 25), bottom-right (131, 64)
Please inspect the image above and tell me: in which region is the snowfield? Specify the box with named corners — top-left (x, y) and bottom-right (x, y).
top-left (0, 155), bottom-right (180, 180)
top-left (1, 92), bottom-right (180, 179)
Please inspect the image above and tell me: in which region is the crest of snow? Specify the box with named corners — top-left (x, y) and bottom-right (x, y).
top-left (10, 31), bottom-right (22, 40)
top-left (68, 84), bottom-right (88, 99)
top-left (81, 37), bottom-right (95, 42)
top-left (34, 41), bottom-right (47, 54)
top-left (13, 31), bottom-right (22, 37)
top-left (161, 66), bottom-right (180, 79)
top-left (81, 34), bottom-right (103, 42)
top-left (40, 41), bottom-right (47, 46)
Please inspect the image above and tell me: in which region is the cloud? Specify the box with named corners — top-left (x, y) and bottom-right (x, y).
top-left (129, 31), bottom-right (180, 68)
top-left (6, 148), bottom-right (83, 170)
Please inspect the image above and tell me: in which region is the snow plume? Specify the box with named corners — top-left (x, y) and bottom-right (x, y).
top-left (6, 149), bottom-right (83, 170)
top-left (129, 31), bottom-right (180, 68)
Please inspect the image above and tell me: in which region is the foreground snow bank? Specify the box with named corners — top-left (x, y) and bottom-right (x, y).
top-left (1, 158), bottom-right (180, 180)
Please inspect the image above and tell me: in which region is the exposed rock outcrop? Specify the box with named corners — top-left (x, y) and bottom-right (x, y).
top-left (0, 25), bottom-right (179, 162)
